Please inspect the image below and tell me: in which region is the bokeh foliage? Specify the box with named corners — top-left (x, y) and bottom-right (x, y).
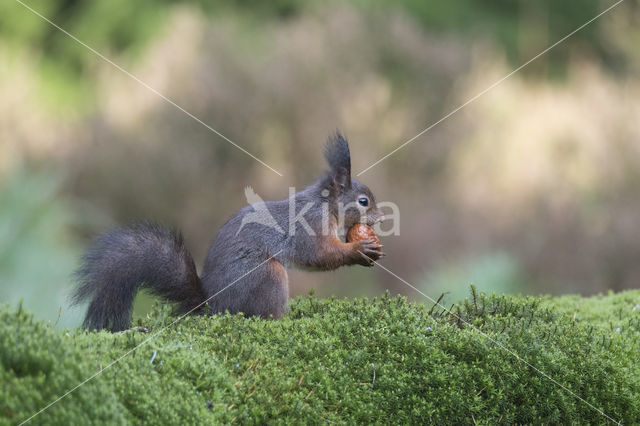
top-left (0, 0), bottom-right (624, 110)
top-left (1, 0), bottom-right (639, 327)
top-left (0, 171), bottom-right (83, 329)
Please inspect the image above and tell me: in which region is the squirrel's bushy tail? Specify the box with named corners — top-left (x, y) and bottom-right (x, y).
top-left (72, 222), bottom-right (206, 331)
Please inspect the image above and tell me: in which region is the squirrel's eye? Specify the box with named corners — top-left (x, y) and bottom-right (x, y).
top-left (358, 197), bottom-right (369, 207)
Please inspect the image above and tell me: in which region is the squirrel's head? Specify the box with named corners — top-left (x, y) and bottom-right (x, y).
top-left (323, 132), bottom-right (384, 229)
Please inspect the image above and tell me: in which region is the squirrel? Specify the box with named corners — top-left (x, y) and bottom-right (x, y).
top-left (72, 133), bottom-right (385, 331)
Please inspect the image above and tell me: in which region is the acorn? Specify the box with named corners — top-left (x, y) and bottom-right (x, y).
top-left (346, 224), bottom-right (381, 245)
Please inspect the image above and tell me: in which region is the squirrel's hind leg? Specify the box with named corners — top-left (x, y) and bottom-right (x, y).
top-left (207, 258), bottom-right (289, 319)
top-left (249, 259), bottom-right (289, 319)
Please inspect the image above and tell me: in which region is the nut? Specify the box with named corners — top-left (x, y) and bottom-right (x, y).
top-left (346, 224), bottom-right (380, 245)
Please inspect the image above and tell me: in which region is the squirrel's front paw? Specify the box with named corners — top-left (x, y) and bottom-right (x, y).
top-left (354, 239), bottom-right (384, 267)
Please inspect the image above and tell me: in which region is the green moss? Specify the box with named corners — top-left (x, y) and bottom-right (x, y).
top-left (2, 290), bottom-right (639, 424)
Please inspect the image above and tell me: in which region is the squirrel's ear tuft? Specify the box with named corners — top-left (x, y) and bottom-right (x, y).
top-left (324, 131), bottom-right (351, 189)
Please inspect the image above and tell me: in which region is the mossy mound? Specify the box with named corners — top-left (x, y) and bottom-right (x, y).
top-left (2, 290), bottom-right (640, 424)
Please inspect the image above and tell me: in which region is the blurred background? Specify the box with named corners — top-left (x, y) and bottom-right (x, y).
top-left (1, 0), bottom-right (639, 328)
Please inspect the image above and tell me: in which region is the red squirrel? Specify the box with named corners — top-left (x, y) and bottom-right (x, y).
top-left (72, 133), bottom-right (385, 331)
